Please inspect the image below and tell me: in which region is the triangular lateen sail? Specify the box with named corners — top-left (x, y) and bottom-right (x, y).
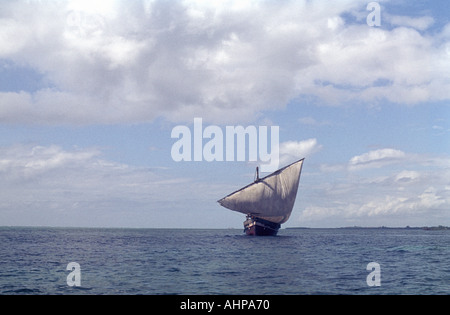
top-left (218, 159), bottom-right (304, 224)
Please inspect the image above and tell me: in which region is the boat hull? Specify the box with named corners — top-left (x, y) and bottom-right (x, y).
top-left (244, 216), bottom-right (280, 236)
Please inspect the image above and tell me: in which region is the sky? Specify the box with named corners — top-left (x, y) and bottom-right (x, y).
top-left (0, 0), bottom-right (449, 228)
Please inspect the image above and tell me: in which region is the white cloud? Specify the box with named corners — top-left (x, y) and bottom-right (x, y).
top-left (395, 170), bottom-right (420, 183)
top-left (279, 138), bottom-right (322, 166)
top-left (385, 14), bottom-right (435, 31)
top-left (0, 144), bottom-right (226, 227)
top-left (351, 185), bottom-right (446, 218)
top-left (418, 186), bottom-right (446, 209)
top-left (299, 181), bottom-right (449, 227)
top-left (0, 145), bottom-right (99, 180)
top-left (0, 0), bottom-right (449, 125)
top-left (297, 149), bottom-right (450, 227)
top-left (258, 138), bottom-right (321, 173)
top-left (349, 148), bottom-right (406, 170)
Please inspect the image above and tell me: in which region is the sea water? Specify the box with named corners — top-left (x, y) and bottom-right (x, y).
top-left (0, 227), bottom-right (448, 295)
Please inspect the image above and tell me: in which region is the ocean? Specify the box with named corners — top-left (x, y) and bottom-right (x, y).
top-left (0, 227), bottom-right (448, 295)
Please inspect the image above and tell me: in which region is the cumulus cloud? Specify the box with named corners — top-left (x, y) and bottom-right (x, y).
top-left (0, 145), bottom-right (100, 180)
top-left (348, 148), bottom-right (406, 170)
top-left (395, 170), bottom-right (420, 183)
top-left (298, 148), bottom-right (450, 227)
top-left (0, 144), bottom-right (224, 227)
top-left (279, 139), bottom-right (322, 166)
top-left (385, 14), bottom-right (435, 31)
top-left (0, 0), bottom-right (449, 125)
top-left (299, 181), bottom-right (449, 227)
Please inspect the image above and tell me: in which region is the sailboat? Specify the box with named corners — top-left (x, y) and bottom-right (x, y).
top-left (218, 158), bottom-right (305, 236)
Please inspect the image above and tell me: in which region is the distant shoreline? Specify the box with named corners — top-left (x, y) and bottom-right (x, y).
top-left (286, 225), bottom-right (450, 231)
top-left (1, 225), bottom-right (449, 231)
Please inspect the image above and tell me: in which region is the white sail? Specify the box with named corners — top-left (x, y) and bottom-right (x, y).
top-left (218, 159), bottom-right (304, 224)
